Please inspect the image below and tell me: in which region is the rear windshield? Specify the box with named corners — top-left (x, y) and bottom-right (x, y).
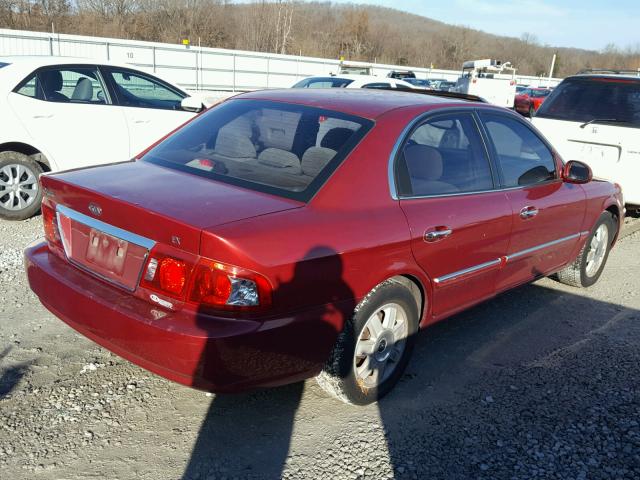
top-left (536, 77), bottom-right (640, 126)
top-left (143, 99), bottom-right (373, 202)
top-left (292, 77), bottom-right (354, 89)
top-left (0, 62), bottom-right (9, 69)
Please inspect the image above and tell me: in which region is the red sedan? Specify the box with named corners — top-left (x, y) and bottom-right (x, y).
top-left (26, 89), bottom-right (623, 404)
top-left (515, 87), bottom-right (552, 116)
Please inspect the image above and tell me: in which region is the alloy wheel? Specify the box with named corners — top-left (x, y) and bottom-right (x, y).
top-left (0, 163), bottom-right (39, 211)
top-left (353, 303), bottom-right (409, 389)
top-left (585, 224), bottom-right (609, 277)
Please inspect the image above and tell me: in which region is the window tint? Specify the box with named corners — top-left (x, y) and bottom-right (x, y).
top-left (292, 77), bottom-right (354, 89)
top-left (396, 113), bottom-right (493, 196)
top-left (536, 77), bottom-right (640, 126)
top-left (106, 68), bottom-right (185, 109)
top-left (362, 82), bottom-right (392, 89)
top-left (530, 89), bottom-right (551, 98)
top-left (481, 113), bottom-right (556, 187)
top-left (142, 100), bottom-right (372, 202)
top-left (36, 67), bottom-right (107, 104)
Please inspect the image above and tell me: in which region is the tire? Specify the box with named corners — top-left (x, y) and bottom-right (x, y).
top-left (0, 151), bottom-right (44, 221)
top-left (316, 280), bottom-right (420, 405)
top-left (556, 212), bottom-right (616, 288)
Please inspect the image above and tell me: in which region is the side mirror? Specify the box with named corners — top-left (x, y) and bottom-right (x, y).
top-left (563, 160), bottom-right (592, 184)
top-left (181, 96), bottom-right (205, 113)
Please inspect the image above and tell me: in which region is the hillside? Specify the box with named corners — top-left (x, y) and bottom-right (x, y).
top-left (1, 1), bottom-right (638, 77)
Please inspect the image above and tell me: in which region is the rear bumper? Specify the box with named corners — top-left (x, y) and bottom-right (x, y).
top-left (25, 241), bottom-right (341, 392)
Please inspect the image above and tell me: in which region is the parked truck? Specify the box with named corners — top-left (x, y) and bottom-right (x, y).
top-left (453, 59), bottom-right (517, 108)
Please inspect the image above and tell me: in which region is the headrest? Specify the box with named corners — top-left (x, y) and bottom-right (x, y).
top-left (320, 128), bottom-right (354, 150)
top-left (404, 145), bottom-right (443, 181)
top-left (258, 148), bottom-right (301, 174)
top-left (71, 78), bottom-right (93, 101)
top-left (41, 70), bottom-right (63, 92)
top-left (215, 131), bottom-right (256, 159)
top-left (301, 147), bottom-right (336, 177)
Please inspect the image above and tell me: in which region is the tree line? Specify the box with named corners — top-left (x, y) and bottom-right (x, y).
top-left (1, 0), bottom-right (639, 77)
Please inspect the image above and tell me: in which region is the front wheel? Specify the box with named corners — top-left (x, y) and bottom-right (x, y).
top-left (316, 281), bottom-right (419, 405)
top-left (555, 212), bottom-right (616, 288)
top-left (0, 151), bottom-right (44, 221)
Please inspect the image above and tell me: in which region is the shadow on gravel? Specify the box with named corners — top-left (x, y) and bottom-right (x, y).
top-left (183, 247), bottom-right (355, 480)
top-left (0, 346), bottom-right (30, 399)
top-left (182, 253), bottom-right (639, 479)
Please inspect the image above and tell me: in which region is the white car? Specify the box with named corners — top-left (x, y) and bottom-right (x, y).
top-left (533, 72), bottom-right (640, 208)
top-left (0, 56), bottom-right (207, 220)
top-left (291, 74), bottom-right (415, 90)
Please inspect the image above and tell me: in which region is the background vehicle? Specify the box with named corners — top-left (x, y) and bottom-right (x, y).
top-left (26, 88), bottom-right (623, 406)
top-left (452, 59), bottom-right (517, 108)
top-left (291, 74), bottom-right (414, 89)
top-left (387, 70), bottom-right (416, 79)
top-left (404, 78), bottom-right (432, 90)
top-left (0, 56), bottom-right (209, 220)
top-left (436, 81), bottom-right (457, 92)
top-left (515, 87), bottom-right (551, 116)
top-left (533, 71), bottom-right (640, 208)
top-left (516, 85), bottom-right (530, 95)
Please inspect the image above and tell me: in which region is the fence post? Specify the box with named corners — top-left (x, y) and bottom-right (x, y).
top-left (152, 46), bottom-right (156, 73)
top-left (49, 36), bottom-right (54, 56)
top-left (232, 54), bottom-right (236, 92)
top-left (105, 41), bottom-right (110, 60)
top-left (266, 57), bottom-right (270, 89)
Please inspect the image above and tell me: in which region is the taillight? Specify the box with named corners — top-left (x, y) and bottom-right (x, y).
top-left (139, 248), bottom-right (270, 311)
top-left (42, 203), bottom-right (61, 247)
top-left (140, 251), bottom-right (195, 299)
top-left (189, 260), bottom-right (272, 310)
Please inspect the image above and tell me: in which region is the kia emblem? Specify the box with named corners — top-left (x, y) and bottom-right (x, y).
top-left (88, 203), bottom-right (102, 216)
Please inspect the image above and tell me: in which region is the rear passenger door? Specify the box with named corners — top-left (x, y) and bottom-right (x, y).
top-left (478, 111), bottom-right (586, 291)
top-left (7, 65), bottom-right (130, 170)
top-left (396, 111), bottom-right (512, 318)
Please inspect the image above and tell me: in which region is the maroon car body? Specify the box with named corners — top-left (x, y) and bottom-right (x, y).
top-left (26, 89), bottom-right (623, 398)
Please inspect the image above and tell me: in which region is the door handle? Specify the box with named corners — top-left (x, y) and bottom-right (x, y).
top-left (519, 206), bottom-right (539, 219)
top-left (424, 227), bottom-right (452, 242)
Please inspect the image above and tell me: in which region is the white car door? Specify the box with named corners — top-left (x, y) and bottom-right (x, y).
top-left (100, 67), bottom-right (194, 156)
top-left (7, 65), bottom-right (130, 171)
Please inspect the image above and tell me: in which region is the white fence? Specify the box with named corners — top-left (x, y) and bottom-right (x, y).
top-left (0, 28), bottom-right (561, 92)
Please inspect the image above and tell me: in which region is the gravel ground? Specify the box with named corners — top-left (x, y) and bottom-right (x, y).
top-left (0, 214), bottom-right (639, 480)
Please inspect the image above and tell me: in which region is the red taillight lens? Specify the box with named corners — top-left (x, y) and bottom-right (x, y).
top-left (42, 203), bottom-right (61, 246)
top-left (189, 260), bottom-right (272, 310)
top-left (158, 258), bottom-right (187, 295)
top-left (140, 250), bottom-right (196, 299)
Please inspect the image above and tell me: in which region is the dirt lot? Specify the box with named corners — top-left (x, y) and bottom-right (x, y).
top-left (1, 215), bottom-right (639, 480)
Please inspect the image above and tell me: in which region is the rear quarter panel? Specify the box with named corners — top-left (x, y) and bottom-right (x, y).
top-left (579, 180), bottom-right (624, 242)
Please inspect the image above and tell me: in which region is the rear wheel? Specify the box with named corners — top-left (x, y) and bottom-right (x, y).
top-left (316, 281), bottom-right (419, 405)
top-left (556, 212), bottom-right (616, 287)
top-left (0, 151), bottom-right (43, 221)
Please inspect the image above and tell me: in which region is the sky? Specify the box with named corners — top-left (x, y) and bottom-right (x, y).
top-left (327, 0), bottom-right (640, 51)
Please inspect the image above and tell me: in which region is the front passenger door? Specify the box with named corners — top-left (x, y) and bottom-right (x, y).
top-left (396, 111), bottom-right (512, 318)
top-left (479, 112), bottom-right (586, 292)
top-left (101, 67), bottom-right (193, 155)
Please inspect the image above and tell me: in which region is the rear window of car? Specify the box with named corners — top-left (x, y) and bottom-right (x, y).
top-left (142, 99), bottom-right (373, 202)
top-left (536, 77), bottom-right (640, 126)
top-left (292, 77), bottom-right (354, 89)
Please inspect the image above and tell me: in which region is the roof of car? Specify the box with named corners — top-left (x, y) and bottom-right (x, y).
top-left (572, 73), bottom-right (640, 81)
top-left (234, 88), bottom-right (481, 119)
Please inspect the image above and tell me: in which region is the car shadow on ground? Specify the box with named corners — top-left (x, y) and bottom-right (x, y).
top-left (181, 257), bottom-right (637, 479)
top-left (0, 346), bottom-right (30, 399)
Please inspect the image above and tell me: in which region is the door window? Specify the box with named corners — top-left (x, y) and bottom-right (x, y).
top-left (105, 68), bottom-right (185, 110)
top-left (481, 113), bottom-right (556, 187)
top-left (39, 68), bottom-right (107, 104)
top-left (362, 82), bottom-right (391, 89)
top-left (396, 113), bottom-right (494, 196)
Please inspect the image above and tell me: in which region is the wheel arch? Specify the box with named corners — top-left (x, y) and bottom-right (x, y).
top-left (604, 202), bottom-right (621, 245)
top-left (386, 274), bottom-right (429, 328)
top-left (0, 142), bottom-right (52, 172)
